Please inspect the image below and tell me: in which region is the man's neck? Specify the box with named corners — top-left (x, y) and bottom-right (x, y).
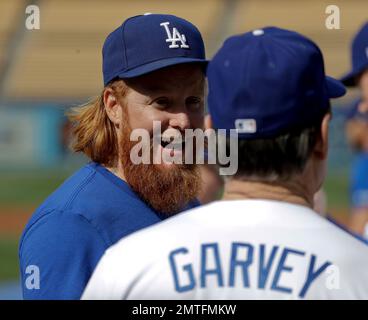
top-left (105, 161), bottom-right (127, 182)
top-left (222, 178), bottom-right (314, 208)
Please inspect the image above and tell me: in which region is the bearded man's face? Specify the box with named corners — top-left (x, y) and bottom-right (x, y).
top-left (118, 64), bottom-right (205, 214)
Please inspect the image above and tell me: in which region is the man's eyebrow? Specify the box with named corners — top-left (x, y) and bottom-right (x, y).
top-left (139, 77), bottom-right (205, 93)
top-left (144, 84), bottom-right (167, 92)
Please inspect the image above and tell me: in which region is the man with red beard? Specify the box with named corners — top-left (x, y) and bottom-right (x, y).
top-left (19, 14), bottom-right (207, 300)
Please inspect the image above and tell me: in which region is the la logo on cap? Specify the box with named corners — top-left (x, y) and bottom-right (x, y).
top-left (160, 22), bottom-right (189, 49)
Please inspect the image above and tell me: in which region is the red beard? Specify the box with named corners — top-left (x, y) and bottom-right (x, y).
top-left (119, 120), bottom-right (201, 215)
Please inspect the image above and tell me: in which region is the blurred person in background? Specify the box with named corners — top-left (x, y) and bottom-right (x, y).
top-left (341, 22), bottom-right (368, 239)
top-left (19, 14), bottom-right (208, 299)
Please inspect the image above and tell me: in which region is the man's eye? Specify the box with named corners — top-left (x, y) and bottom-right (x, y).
top-left (153, 98), bottom-right (169, 109)
top-left (186, 97), bottom-right (202, 110)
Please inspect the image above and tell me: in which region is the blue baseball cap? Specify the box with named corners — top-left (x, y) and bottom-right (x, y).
top-left (102, 14), bottom-right (207, 86)
top-left (341, 22), bottom-right (368, 87)
top-left (207, 27), bottom-right (346, 139)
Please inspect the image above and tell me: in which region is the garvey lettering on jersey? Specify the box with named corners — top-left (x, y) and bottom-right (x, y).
top-left (169, 242), bottom-right (332, 298)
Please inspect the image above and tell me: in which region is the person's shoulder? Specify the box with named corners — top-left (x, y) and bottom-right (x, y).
top-left (329, 219), bottom-right (368, 247)
top-left (20, 163), bottom-right (96, 234)
top-left (63, 162), bottom-right (161, 224)
top-left (316, 216), bottom-right (368, 263)
top-left (19, 207), bottom-right (108, 254)
top-left (103, 201), bottom-right (220, 257)
top-left (22, 162), bottom-right (163, 250)
top-left (31, 162), bottom-right (98, 216)
top-left (19, 207), bottom-right (108, 300)
top-left (31, 161), bottom-right (143, 216)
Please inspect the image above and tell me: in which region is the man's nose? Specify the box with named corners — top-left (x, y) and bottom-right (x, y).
top-left (169, 112), bottom-right (191, 131)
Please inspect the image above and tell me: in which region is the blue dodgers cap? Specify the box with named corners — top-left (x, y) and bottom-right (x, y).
top-left (341, 22), bottom-right (368, 87)
top-left (207, 27), bottom-right (346, 139)
top-left (102, 14), bottom-right (207, 86)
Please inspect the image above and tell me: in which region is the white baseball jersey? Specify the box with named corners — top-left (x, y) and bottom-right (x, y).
top-left (82, 200), bottom-right (368, 300)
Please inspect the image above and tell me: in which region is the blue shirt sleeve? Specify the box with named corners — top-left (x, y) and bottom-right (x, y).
top-left (19, 210), bottom-right (107, 300)
top-left (350, 155), bottom-right (368, 210)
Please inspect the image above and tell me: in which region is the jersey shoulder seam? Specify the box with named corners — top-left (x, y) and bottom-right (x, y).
top-left (19, 207), bottom-right (109, 256)
top-left (62, 166), bottom-right (96, 211)
top-left (19, 208), bottom-right (57, 255)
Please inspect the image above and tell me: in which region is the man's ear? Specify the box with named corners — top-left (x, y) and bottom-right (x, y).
top-left (314, 113), bottom-right (331, 160)
top-left (103, 88), bottom-right (122, 127)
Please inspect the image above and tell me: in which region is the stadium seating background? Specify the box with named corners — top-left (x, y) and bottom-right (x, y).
top-left (0, 0), bottom-right (367, 299)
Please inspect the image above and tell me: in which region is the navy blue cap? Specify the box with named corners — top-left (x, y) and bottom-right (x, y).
top-left (341, 22), bottom-right (368, 87)
top-left (207, 27), bottom-right (346, 139)
top-left (102, 14), bottom-right (207, 86)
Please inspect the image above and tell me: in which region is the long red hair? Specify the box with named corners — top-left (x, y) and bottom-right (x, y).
top-left (67, 80), bottom-right (128, 167)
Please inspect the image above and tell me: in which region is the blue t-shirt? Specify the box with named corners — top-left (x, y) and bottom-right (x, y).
top-left (350, 153), bottom-right (368, 210)
top-left (19, 162), bottom-right (200, 299)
